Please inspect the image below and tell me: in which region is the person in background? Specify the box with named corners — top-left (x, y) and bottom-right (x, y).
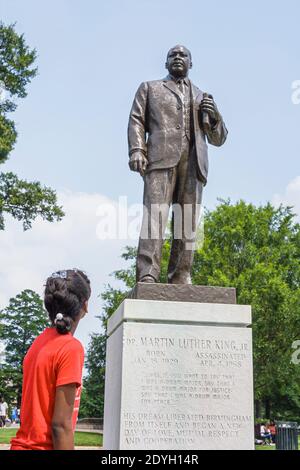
top-left (11, 406), bottom-right (18, 424)
top-left (10, 269), bottom-right (91, 450)
top-left (260, 422), bottom-right (272, 445)
top-left (268, 420), bottom-right (276, 444)
top-left (0, 396), bottom-right (8, 427)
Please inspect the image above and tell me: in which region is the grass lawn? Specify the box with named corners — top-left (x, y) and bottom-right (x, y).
top-left (74, 432), bottom-right (102, 447)
top-left (0, 428), bottom-right (103, 447)
top-left (0, 428), bottom-right (17, 444)
top-left (255, 436), bottom-right (300, 451)
top-left (255, 444), bottom-right (276, 450)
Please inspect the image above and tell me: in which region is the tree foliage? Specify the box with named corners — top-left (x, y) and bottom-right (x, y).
top-left (192, 200), bottom-right (300, 418)
top-left (0, 172), bottom-right (64, 230)
top-left (79, 334), bottom-right (106, 419)
top-left (0, 289), bottom-right (49, 405)
top-left (0, 21), bottom-right (64, 230)
top-left (0, 21), bottom-right (37, 163)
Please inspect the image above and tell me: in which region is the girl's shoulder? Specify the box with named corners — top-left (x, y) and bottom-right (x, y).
top-left (55, 333), bottom-right (84, 357)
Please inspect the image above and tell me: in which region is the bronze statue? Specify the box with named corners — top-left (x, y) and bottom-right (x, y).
top-left (128, 45), bottom-right (227, 284)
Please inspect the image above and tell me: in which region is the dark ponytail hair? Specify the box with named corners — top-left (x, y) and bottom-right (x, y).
top-left (44, 269), bottom-right (91, 335)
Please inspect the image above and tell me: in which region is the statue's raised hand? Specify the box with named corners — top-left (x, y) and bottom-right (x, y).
top-left (129, 151), bottom-right (148, 176)
top-left (200, 93), bottom-right (221, 123)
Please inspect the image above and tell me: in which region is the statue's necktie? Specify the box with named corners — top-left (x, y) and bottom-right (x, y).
top-left (178, 79), bottom-right (185, 96)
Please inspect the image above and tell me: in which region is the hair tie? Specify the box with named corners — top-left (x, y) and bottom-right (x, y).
top-left (51, 271), bottom-right (67, 279)
top-left (54, 313), bottom-right (64, 324)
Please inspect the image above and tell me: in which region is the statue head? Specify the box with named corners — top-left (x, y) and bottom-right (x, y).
top-left (165, 45), bottom-right (192, 78)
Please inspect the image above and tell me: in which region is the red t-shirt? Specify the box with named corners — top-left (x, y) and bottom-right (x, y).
top-left (10, 327), bottom-right (84, 450)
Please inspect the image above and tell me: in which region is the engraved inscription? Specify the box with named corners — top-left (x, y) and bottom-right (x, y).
top-left (120, 323), bottom-right (253, 449)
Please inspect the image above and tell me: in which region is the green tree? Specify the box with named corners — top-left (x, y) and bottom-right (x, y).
top-left (87, 200), bottom-right (300, 421)
top-left (0, 289), bottom-right (49, 405)
top-left (0, 22), bottom-right (37, 162)
top-left (79, 334), bottom-right (106, 419)
top-left (192, 200), bottom-right (300, 419)
top-left (0, 172), bottom-right (64, 230)
top-left (0, 22), bottom-right (64, 230)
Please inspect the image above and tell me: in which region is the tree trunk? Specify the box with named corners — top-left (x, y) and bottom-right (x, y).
top-left (255, 399), bottom-right (261, 419)
top-left (265, 399), bottom-right (271, 419)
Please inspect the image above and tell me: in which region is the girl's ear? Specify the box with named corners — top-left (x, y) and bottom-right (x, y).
top-left (81, 300), bottom-right (88, 318)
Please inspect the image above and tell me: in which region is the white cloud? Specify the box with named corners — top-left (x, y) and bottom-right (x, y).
top-left (0, 190), bottom-right (138, 350)
top-left (273, 176), bottom-right (300, 218)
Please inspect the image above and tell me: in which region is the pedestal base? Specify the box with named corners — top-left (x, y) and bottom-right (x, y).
top-left (103, 298), bottom-right (254, 450)
top-left (128, 282), bottom-right (237, 304)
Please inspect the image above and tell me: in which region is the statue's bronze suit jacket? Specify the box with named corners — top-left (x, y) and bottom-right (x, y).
top-left (128, 77), bottom-right (228, 184)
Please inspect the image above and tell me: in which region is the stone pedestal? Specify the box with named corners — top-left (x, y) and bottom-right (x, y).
top-left (103, 290), bottom-right (254, 450)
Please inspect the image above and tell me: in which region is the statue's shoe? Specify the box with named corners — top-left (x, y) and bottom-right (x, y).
top-left (168, 274), bottom-right (192, 285)
top-left (139, 275), bottom-right (156, 283)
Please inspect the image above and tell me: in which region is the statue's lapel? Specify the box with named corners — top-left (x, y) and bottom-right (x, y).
top-left (163, 77), bottom-right (202, 104)
top-left (163, 76), bottom-right (182, 100)
top-left (190, 81), bottom-right (202, 102)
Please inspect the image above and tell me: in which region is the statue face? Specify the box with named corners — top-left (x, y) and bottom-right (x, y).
top-left (166, 45), bottom-right (192, 78)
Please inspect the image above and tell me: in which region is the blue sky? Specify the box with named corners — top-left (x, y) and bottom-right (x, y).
top-left (0, 0), bottom-right (299, 349)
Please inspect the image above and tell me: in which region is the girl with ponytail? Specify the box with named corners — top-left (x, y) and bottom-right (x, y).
top-left (11, 269), bottom-right (91, 451)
